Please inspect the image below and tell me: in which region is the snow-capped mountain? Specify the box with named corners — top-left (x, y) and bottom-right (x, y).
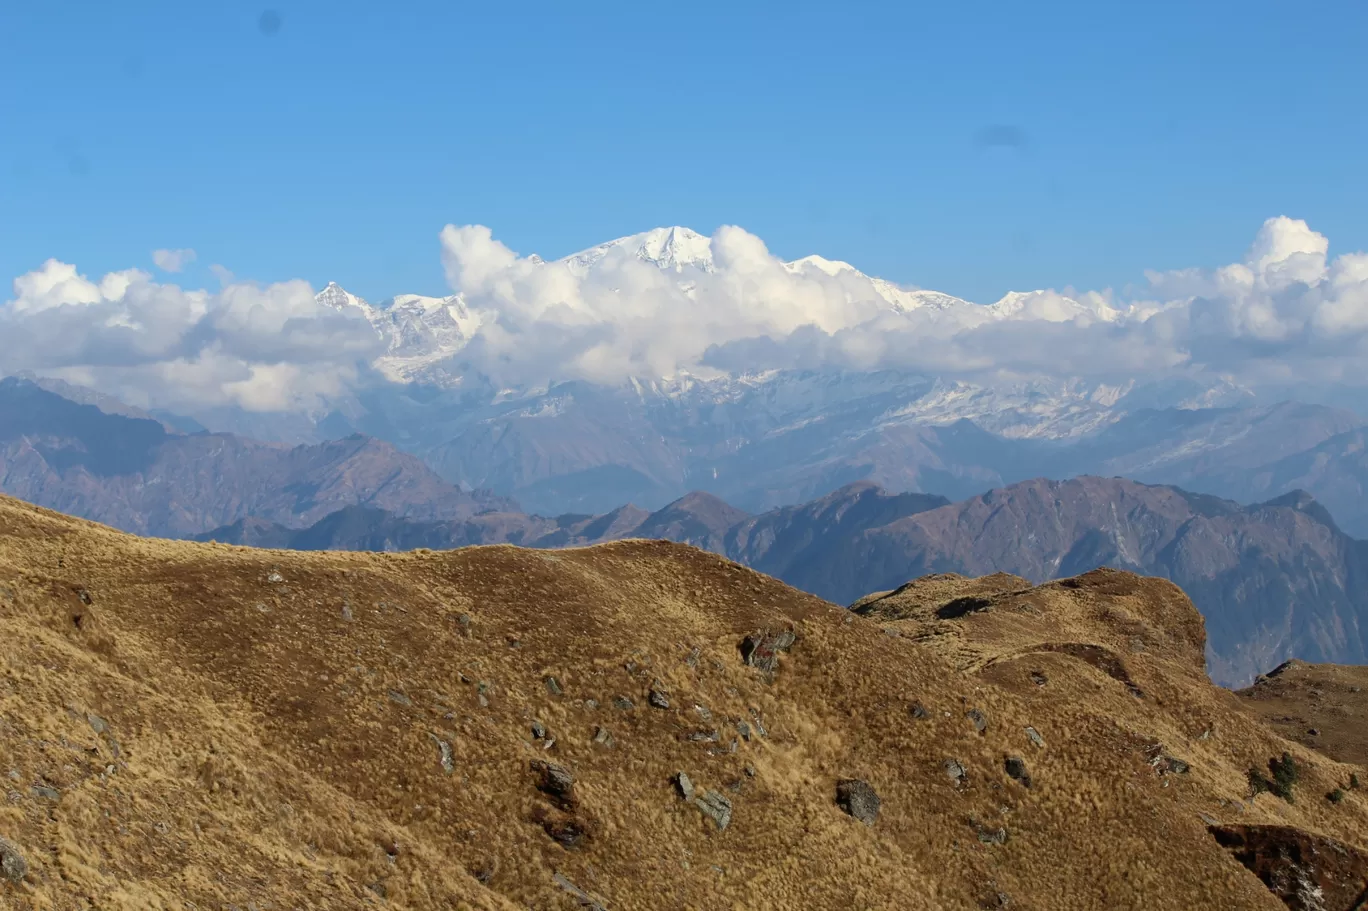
top-left (318, 225), bottom-right (1124, 387)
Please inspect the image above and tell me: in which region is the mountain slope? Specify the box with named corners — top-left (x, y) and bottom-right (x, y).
top-left (5, 494), bottom-right (1368, 908)
top-left (0, 377), bottom-right (511, 536)
top-left (194, 476), bottom-right (1368, 687)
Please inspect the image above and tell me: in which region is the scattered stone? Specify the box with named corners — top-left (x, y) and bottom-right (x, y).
top-left (1025, 726), bottom-right (1045, 749)
top-left (1308, 728), bottom-right (1320, 737)
top-left (612, 696), bottom-right (635, 711)
top-left (544, 676), bottom-right (564, 696)
top-left (744, 765), bottom-right (756, 777)
top-left (944, 759), bottom-right (968, 785)
top-left (685, 647), bottom-right (702, 668)
top-left (592, 727), bottom-right (615, 749)
top-left (694, 791), bottom-right (733, 830)
top-left (738, 629), bottom-right (797, 677)
top-left (1144, 743), bottom-right (1191, 776)
top-left (429, 734), bottom-right (454, 775)
top-left (531, 720), bottom-right (548, 740)
top-left (835, 779), bottom-right (880, 826)
top-left (530, 760), bottom-right (577, 808)
top-left (30, 785), bottom-right (60, 801)
top-left (266, 571), bottom-right (284, 584)
top-left (583, 699), bottom-right (599, 711)
top-left (366, 881), bottom-right (387, 899)
top-left (973, 820), bottom-right (1009, 845)
top-left (910, 703), bottom-right (930, 720)
top-left (387, 690), bottom-right (412, 707)
top-left (749, 709), bottom-right (768, 738)
top-left (694, 704), bottom-right (712, 721)
top-left (648, 684), bottom-right (671, 710)
top-left (1004, 757), bottom-right (1032, 788)
top-left (1199, 812), bottom-right (1221, 826)
top-left (543, 817), bottom-right (590, 849)
top-left (552, 872), bottom-right (607, 911)
top-left (456, 613), bottom-right (472, 635)
top-left (687, 730), bottom-right (720, 743)
top-left (1029, 670), bottom-right (1048, 687)
top-left (966, 708), bottom-right (988, 735)
top-left (87, 713), bottom-right (108, 735)
top-left (735, 721), bottom-right (752, 741)
top-left (0, 836), bottom-right (26, 884)
top-left (675, 771), bottom-right (695, 800)
top-left (341, 602), bottom-right (354, 622)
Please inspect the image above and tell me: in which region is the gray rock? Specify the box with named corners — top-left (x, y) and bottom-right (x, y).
top-left (87, 713), bottom-right (108, 735)
top-left (966, 708), bottom-right (987, 735)
top-left (612, 696), bottom-right (635, 711)
top-left (694, 790), bottom-right (733, 830)
top-left (30, 785), bottom-right (60, 801)
top-left (456, 613), bottom-right (472, 634)
top-left (544, 676), bottom-right (564, 696)
top-left (735, 721), bottom-right (752, 741)
top-left (974, 821), bottom-right (1009, 845)
top-left (944, 759), bottom-right (967, 784)
top-left (675, 771), bottom-right (695, 800)
top-left (387, 690), bottom-right (412, 707)
top-left (530, 760), bottom-right (576, 807)
top-left (0, 836), bottom-right (26, 884)
top-left (1025, 726), bottom-right (1045, 749)
top-left (738, 629), bottom-right (797, 677)
top-left (341, 602), bottom-right (354, 622)
top-left (648, 685), bottom-right (671, 710)
top-left (1004, 757), bottom-right (1031, 788)
top-left (582, 698), bottom-right (599, 711)
top-left (910, 703), bottom-right (930, 720)
top-left (835, 779), bottom-right (880, 826)
top-left (749, 709), bottom-right (768, 738)
top-left (592, 726), bottom-right (615, 749)
top-left (429, 734), bottom-right (454, 775)
top-left (531, 720), bottom-right (548, 740)
top-left (694, 704), bottom-right (712, 721)
top-left (552, 872), bottom-right (607, 911)
top-left (687, 730), bottom-right (719, 743)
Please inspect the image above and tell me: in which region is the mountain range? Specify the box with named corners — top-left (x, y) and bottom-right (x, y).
top-left (284, 227), bottom-right (1368, 531)
top-left (195, 474), bottom-right (1368, 688)
top-left (3, 372), bottom-right (1365, 687)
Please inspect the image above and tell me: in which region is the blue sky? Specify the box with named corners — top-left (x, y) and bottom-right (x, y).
top-left (3, 0), bottom-right (1366, 304)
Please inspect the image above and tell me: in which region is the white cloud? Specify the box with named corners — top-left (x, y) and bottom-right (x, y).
top-left (0, 262), bottom-right (381, 414)
top-left (434, 216), bottom-right (1368, 394)
top-left (6, 215), bottom-right (1368, 421)
top-left (152, 248), bottom-right (197, 273)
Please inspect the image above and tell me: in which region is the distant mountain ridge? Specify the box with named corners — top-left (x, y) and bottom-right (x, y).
top-left (0, 377), bottom-right (512, 537)
top-left (197, 475), bottom-right (1368, 687)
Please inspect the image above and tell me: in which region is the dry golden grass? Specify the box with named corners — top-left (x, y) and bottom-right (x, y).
top-left (1236, 660), bottom-right (1368, 768)
top-left (1, 495), bottom-right (1366, 909)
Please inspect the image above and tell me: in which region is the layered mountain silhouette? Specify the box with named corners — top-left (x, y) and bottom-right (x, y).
top-left (0, 377), bottom-right (511, 536)
top-left (6, 375), bottom-right (1368, 687)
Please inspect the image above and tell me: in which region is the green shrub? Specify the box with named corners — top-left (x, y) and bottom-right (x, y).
top-left (1328, 788), bottom-right (1346, 804)
top-left (1248, 767), bottom-right (1271, 797)
top-left (1269, 752), bottom-right (1300, 803)
top-left (1351, 772), bottom-right (1361, 790)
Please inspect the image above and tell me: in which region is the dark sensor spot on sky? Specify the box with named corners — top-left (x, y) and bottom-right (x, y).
top-left (258, 10), bottom-right (283, 36)
top-left (974, 125), bottom-right (1029, 150)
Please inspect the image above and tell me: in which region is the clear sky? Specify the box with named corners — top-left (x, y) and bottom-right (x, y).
top-left (3, 0), bottom-right (1366, 304)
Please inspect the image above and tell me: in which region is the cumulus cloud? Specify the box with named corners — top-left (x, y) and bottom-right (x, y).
top-left (0, 261), bottom-right (381, 414)
top-left (6, 215), bottom-right (1367, 421)
top-left (436, 216), bottom-right (1368, 394)
top-left (152, 248), bottom-right (197, 273)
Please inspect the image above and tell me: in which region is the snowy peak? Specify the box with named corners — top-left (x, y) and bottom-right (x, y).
top-left (316, 281), bottom-right (375, 317)
top-left (562, 225), bottom-right (715, 275)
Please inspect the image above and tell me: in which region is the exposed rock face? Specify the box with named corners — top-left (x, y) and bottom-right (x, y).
top-left (1209, 825), bottom-right (1368, 911)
